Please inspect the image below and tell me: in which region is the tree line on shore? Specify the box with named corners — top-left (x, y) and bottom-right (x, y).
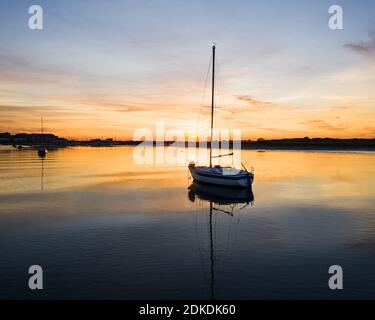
top-left (1, 132), bottom-right (374, 150)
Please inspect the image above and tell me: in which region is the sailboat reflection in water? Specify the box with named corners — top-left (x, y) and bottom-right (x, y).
top-left (188, 181), bottom-right (254, 299)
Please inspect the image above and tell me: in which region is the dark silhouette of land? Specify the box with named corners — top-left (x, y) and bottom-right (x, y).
top-left (242, 137), bottom-right (375, 150)
top-left (1, 132), bottom-right (375, 150)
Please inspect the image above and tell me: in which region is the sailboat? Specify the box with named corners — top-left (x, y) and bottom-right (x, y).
top-left (188, 44), bottom-right (254, 188)
top-left (38, 117), bottom-right (47, 157)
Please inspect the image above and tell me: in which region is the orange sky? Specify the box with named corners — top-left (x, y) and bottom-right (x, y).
top-left (1, 1), bottom-right (375, 140)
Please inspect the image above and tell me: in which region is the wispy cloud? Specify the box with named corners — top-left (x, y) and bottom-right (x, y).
top-left (300, 119), bottom-right (347, 131)
top-left (236, 95), bottom-right (296, 112)
top-left (344, 32), bottom-right (375, 58)
top-left (362, 126), bottom-right (375, 136)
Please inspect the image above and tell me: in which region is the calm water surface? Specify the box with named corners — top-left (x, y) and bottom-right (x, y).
top-left (0, 146), bottom-right (375, 299)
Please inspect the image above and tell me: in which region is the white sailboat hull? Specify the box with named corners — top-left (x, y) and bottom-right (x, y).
top-left (189, 165), bottom-right (253, 188)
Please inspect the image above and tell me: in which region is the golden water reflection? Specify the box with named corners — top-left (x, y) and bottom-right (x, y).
top-left (0, 146), bottom-right (374, 213)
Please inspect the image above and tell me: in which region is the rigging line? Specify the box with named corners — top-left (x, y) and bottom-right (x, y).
top-left (209, 203), bottom-right (216, 300)
top-left (196, 53), bottom-right (212, 137)
top-left (215, 58), bottom-right (221, 131)
top-left (213, 58), bottom-right (221, 129)
top-left (233, 206), bottom-right (244, 251)
top-left (214, 57), bottom-right (225, 160)
top-left (216, 57), bottom-right (233, 135)
top-left (216, 57), bottom-right (234, 139)
top-left (216, 60), bottom-right (226, 165)
top-left (213, 210), bottom-right (217, 264)
top-left (214, 57), bottom-right (228, 166)
top-left (225, 204), bottom-right (240, 259)
top-left (195, 204), bottom-right (209, 283)
top-left (225, 207), bottom-right (234, 254)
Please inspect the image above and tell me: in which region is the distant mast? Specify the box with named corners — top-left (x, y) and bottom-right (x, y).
top-left (209, 43), bottom-right (216, 168)
top-left (38, 116), bottom-right (47, 157)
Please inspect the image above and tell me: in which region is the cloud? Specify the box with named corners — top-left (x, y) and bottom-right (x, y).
top-left (66, 97), bottom-right (185, 114)
top-left (0, 53), bottom-right (96, 91)
top-left (0, 105), bottom-right (66, 113)
top-left (115, 105), bottom-right (151, 113)
top-left (344, 32), bottom-right (375, 58)
top-left (300, 119), bottom-right (347, 131)
top-left (362, 126), bottom-right (375, 136)
top-left (236, 95), bottom-right (292, 112)
top-left (260, 127), bottom-right (300, 133)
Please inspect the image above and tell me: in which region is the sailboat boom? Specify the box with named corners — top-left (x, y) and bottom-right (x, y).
top-left (211, 152), bottom-right (234, 159)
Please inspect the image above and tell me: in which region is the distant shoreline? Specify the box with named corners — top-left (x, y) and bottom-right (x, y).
top-left (241, 146), bottom-right (375, 152)
top-left (240, 140), bottom-right (375, 151)
top-left (1, 132), bottom-right (375, 151)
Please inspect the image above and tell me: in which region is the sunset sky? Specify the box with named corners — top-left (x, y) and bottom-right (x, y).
top-left (0, 0), bottom-right (375, 140)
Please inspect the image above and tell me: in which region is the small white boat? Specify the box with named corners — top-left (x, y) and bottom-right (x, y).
top-left (189, 163), bottom-right (253, 188)
top-left (188, 44), bottom-right (254, 189)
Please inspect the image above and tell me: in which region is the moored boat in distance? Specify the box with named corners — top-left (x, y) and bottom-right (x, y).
top-left (38, 148), bottom-right (47, 157)
top-left (37, 116), bottom-right (47, 158)
top-left (188, 44), bottom-right (254, 189)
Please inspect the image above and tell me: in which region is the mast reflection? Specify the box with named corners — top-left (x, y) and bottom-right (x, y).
top-left (188, 182), bottom-right (254, 299)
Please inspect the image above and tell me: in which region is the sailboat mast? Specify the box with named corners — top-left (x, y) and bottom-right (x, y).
top-left (210, 44), bottom-right (215, 168)
top-left (41, 117), bottom-right (43, 135)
